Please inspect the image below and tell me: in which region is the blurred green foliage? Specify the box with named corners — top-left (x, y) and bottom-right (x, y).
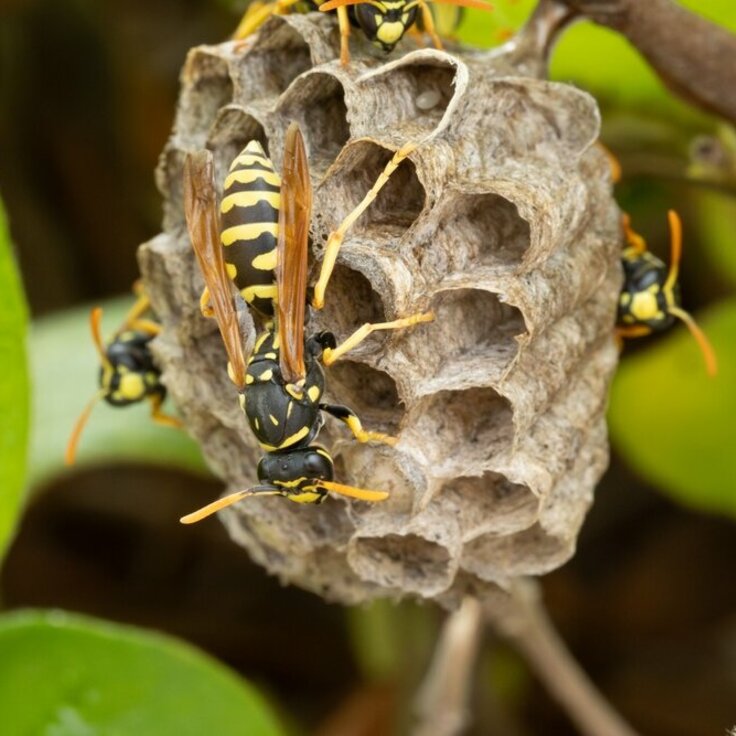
top-left (29, 299), bottom-right (205, 490)
top-left (0, 201), bottom-right (29, 562)
top-left (609, 299), bottom-right (736, 518)
top-left (0, 610), bottom-right (284, 736)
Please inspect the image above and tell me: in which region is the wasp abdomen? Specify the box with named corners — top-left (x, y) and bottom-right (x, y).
top-left (221, 141), bottom-right (281, 316)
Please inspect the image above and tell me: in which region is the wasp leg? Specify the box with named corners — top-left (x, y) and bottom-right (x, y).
top-left (418, 0), bottom-right (444, 50)
top-left (615, 325), bottom-right (652, 340)
top-left (335, 5), bottom-right (352, 66)
top-left (126, 318), bottom-right (162, 336)
top-left (597, 142), bottom-right (622, 184)
top-left (312, 141), bottom-right (418, 309)
top-left (621, 213), bottom-right (647, 254)
top-left (321, 311), bottom-right (434, 365)
top-left (199, 286), bottom-right (215, 318)
top-left (320, 403), bottom-right (398, 446)
top-left (233, 0), bottom-right (300, 40)
top-left (149, 394), bottom-right (183, 429)
top-left (120, 291), bottom-right (152, 332)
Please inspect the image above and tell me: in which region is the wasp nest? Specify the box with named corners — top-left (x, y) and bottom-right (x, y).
top-left (140, 14), bottom-right (620, 608)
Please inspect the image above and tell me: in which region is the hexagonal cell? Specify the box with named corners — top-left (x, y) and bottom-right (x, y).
top-left (348, 533), bottom-right (454, 596)
top-left (420, 192), bottom-right (531, 272)
top-left (239, 22), bottom-right (312, 99)
top-left (324, 361), bottom-right (403, 436)
top-left (358, 58), bottom-right (459, 138)
top-left (178, 50), bottom-right (234, 144)
top-left (206, 106), bottom-right (268, 186)
top-left (310, 263), bottom-right (386, 351)
top-left (461, 523), bottom-right (572, 581)
top-left (277, 72), bottom-right (350, 172)
top-left (437, 473), bottom-right (539, 541)
top-left (410, 387), bottom-right (513, 473)
top-left (321, 140), bottom-right (426, 240)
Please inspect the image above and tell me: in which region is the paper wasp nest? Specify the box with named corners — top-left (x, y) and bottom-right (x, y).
top-left (141, 14), bottom-right (621, 608)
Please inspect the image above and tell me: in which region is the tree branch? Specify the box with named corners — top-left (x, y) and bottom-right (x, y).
top-left (549, 0), bottom-right (736, 123)
top-left (486, 580), bottom-right (640, 736)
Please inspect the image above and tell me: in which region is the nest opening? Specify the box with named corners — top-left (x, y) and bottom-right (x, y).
top-left (438, 473), bottom-right (539, 540)
top-left (462, 523), bottom-right (569, 579)
top-left (242, 21), bottom-right (312, 98)
top-left (207, 106), bottom-right (269, 185)
top-left (369, 61), bottom-right (457, 134)
top-left (425, 193), bottom-right (530, 271)
top-left (327, 140), bottom-right (425, 239)
top-left (414, 387), bottom-right (513, 471)
top-left (349, 533), bottom-right (452, 594)
top-left (424, 288), bottom-right (524, 373)
top-left (310, 264), bottom-right (386, 349)
top-left (325, 361), bottom-right (403, 435)
top-left (179, 52), bottom-right (234, 142)
top-left (278, 72), bottom-right (350, 170)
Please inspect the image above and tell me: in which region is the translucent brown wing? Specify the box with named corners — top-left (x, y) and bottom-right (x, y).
top-left (184, 151), bottom-right (247, 388)
top-left (277, 122), bottom-right (312, 384)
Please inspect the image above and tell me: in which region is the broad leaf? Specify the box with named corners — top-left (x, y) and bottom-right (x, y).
top-left (609, 299), bottom-right (736, 518)
top-left (0, 201), bottom-right (29, 561)
top-left (0, 610), bottom-right (284, 736)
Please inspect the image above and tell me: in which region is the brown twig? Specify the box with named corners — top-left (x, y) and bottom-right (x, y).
top-left (413, 598), bottom-right (484, 736)
top-left (547, 0), bottom-right (736, 124)
top-left (486, 580), bottom-right (640, 736)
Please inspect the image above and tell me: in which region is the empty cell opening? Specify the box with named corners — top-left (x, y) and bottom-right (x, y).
top-left (423, 288), bottom-right (524, 375)
top-left (349, 533), bottom-right (452, 594)
top-left (426, 193), bottom-right (530, 271)
top-left (207, 107), bottom-right (269, 187)
top-left (325, 361), bottom-right (403, 435)
top-left (179, 52), bottom-right (234, 142)
top-left (243, 21), bottom-right (312, 98)
top-left (328, 141), bottom-right (426, 239)
top-left (438, 473), bottom-right (539, 540)
top-left (414, 387), bottom-right (513, 469)
top-left (377, 63), bottom-right (456, 131)
top-left (462, 523), bottom-right (569, 579)
top-left (310, 264), bottom-right (386, 349)
top-left (278, 73), bottom-right (350, 167)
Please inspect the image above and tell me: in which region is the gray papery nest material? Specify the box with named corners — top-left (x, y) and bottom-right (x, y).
top-left (140, 13), bottom-right (621, 609)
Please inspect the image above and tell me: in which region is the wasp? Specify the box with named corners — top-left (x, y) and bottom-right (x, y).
top-left (180, 124), bottom-right (433, 522)
top-left (617, 210), bottom-right (717, 376)
top-left (233, 0), bottom-right (493, 66)
top-left (65, 284), bottom-right (182, 465)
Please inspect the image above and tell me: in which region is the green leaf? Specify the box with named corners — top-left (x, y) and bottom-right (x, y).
top-left (691, 188), bottom-right (736, 289)
top-left (0, 610), bottom-right (284, 736)
top-left (30, 299), bottom-right (205, 489)
top-left (0, 200), bottom-right (30, 561)
top-left (609, 298), bottom-right (736, 518)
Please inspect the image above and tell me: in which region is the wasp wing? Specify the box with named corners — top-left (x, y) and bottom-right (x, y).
top-left (184, 151), bottom-right (247, 389)
top-left (277, 122), bottom-right (312, 384)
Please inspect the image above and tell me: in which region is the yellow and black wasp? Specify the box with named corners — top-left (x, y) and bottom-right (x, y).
top-left (617, 210), bottom-right (717, 376)
top-left (233, 0), bottom-right (493, 66)
top-left (65, 284), bottom-right (182, 465)
top-left (180, 124), bottom-right (432, 522)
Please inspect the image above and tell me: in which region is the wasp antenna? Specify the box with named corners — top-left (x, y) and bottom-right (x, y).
top-left (664, 209), bottom-right (682, 293)
top-left (65, 390), bottom-right (106, 466)
top-left (319, 0), bottom-right (363, 10)
top-left (319, 479), bottom-right (389, 502)
top-left (668, 306), bottom-right (718, 377)
top-left (90, 308), bottom-right (113, 372)
top-left (179, 486), bottom-right (281, 524)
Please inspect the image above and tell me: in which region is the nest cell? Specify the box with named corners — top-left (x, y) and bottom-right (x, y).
top-left (240, 22), bottom-right (312, 99)
top-left (179, 50), bottom-right (234, 144)
top-left (324, 361), bottom-right (403, 436)
top-left (437, 473), bottom-right (539, 541)
top-left (410, 387), bottom-right (514, 474)
top-left (206, 106), bottom-right (268, 187)
top-left (348, 533), bottom-right (453, 596)
top-left (277, 72), bottom-right (350, 170)
top-left (321, 140), bottom-right (426, 240)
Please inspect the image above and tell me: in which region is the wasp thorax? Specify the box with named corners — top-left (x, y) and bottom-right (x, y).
top-left (143, 15), bottom-right (621, 608)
